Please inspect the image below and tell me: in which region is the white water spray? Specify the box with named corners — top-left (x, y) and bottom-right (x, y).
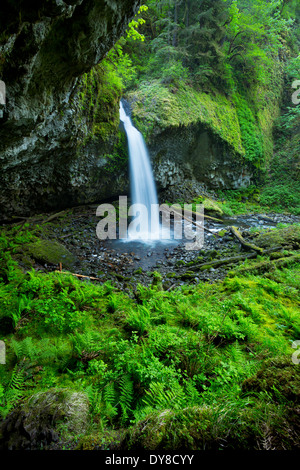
top-left (120, 101), bottom-right (160, 241)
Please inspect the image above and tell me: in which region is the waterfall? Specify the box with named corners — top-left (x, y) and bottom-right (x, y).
top-left (120, 101), bottom-right (160, 241)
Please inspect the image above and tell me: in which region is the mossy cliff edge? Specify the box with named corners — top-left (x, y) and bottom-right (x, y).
top-left (126, 67), bottom-right (283, 193)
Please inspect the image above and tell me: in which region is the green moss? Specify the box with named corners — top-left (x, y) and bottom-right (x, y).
top-left (203, 198), bottom-right (224, 216)
top-left (21, 239), bottom-right (78, 270)
top-left (127, 80), bottom-right (244, 155)
top-left (242, 357), bottom-right (300, 403)
top-left (124, 399), bottom-right (299, 450)
top-left (166, 272), bottom-right (177, 278)
top-left (134, 267), bottom-right (143, 275)
top-left (260, 115), bottom-right (300, 214)
top-left (76, 62), bottom-right (123, 146)
top-left (126, 407), bottom-right (218, 450)
top-left (256, 225), bottom-right (300, 249)
top-left (199, 265), bottom-right (213, 271)
top-left (1, 389), bottom-right (90, 450)
top-left (218, 230), bottom-right (227, 237)
top-left (233, 93), bottom-right (264, 166)
top-left (175, 260), bottom-right (186, 267)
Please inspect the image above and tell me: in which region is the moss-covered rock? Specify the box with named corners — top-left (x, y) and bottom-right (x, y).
top-left (203, 198), bottom-right (224, 216)
top-left (21, 239), bottom-right (78, 270)
top-left (128, 80), bottom-right (244, 155)
top-left (126, 80), bottom-right (254, 192)
top-left (242, 357), bottom-right (300, 403)
top-left (119, 401), bottom-right (300, 450)
top-left (122, 407), bottom-right (223, 450)
top-left (256, 225), bottom-right (300, 249)
top-left (0, 389), bottom-right (90, 450)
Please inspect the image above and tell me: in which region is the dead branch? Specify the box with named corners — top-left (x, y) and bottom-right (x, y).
top-left (55, 270), bottom-right (102, 281)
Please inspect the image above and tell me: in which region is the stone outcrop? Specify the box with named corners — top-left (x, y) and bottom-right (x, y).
top-left (151, 124), bottom-right (253, 192)
top-left (126, 82), bottom-right (255, 197)
top-left (0, 0), bottom-right (140, 220)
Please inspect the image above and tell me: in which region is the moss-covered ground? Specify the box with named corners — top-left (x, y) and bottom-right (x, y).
top-left (0, 220), bottom-right (299, 450)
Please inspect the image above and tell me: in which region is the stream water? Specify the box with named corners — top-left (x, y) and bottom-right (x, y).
top-left (30, 104), bottom-right (300, 287)
top-left (35, 200), bottom-right (299, 290)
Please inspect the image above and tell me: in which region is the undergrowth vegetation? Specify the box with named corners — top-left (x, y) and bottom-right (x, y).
top-left (0, 0), bottom-right (299, 450)
top-left (0, 225), bottom-right (299, 449)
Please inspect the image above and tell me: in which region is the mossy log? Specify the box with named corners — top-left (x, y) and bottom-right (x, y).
top-left (229, 226), bottom-right (264, 254)
top-left (178, 247), bottom-right (284, 274)
top-left (231, 253), bottom-right (300, 275)
top-left (255, 225), bottom-right (300, 250)
top-left (183, 207), bottom-right (223, 223)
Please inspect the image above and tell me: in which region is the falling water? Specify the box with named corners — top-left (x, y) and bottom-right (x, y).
top-left (120, 101), bottom-right (160, 241)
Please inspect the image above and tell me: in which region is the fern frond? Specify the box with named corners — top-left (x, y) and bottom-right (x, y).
top-left (103, 381), bottom-right (116, 406)
top-left (0, 365), bottom-right (26, 418)
top-left (143, 382), bottom-right (186, 411)
top-left (119, 374), bottom-right (134, 411)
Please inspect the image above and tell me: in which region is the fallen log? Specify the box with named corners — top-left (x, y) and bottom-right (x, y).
top-left (231, 253), bottom-right (300, 275)
top-left (41, 210), bottom-right (68, 225)
top-left (11, 210), bottom-right (68, 227)
top-left (181, 207), bottom-right (223, 223)
top-left (178, 246), bottom-right (283, 273)
top-left (55, 270), bottom-right (102, 281)
top-left (229, 226), bottom-right (264, 254)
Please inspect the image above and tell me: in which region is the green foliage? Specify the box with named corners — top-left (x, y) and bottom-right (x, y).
top-left (0, 225), bottom-right (36, 282)
top-left (0, 210), bottom-right (300, 449)
top-left (260, 112), bottom-right (300, 213)
top-left (279, 106), bottom-right (300, 131)
top-left (77, 62), bottom-right (123, 146)
top-left (126, 5), bottom-right (148, 42)
top-left (128, 79), bottom-right (244, 154)
top-left (119, 0), bottom-right (299, 170)
top-left (285, 54), bottom-right (300, 81)
top-left (0, 365), bottom-right (25, 418)
top-left (234, 93), bottom-right (264, 165)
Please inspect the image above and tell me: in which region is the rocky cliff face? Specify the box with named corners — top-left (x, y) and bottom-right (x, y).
top-left (151, 124), bottom-right (253, 193)
top-left (0, 0), bottom-right (140, 220)
top-left (126, 81), bottom-right (255, 197)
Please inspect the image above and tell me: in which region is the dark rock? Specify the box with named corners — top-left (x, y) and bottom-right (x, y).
top-left (0, 0), bottom-right (141, 219)
top-left (0, 389), bottom-right (89, 450)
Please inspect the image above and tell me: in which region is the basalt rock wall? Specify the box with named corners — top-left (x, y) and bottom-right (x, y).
top-left (0, 0), bottom-right (140, 220)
